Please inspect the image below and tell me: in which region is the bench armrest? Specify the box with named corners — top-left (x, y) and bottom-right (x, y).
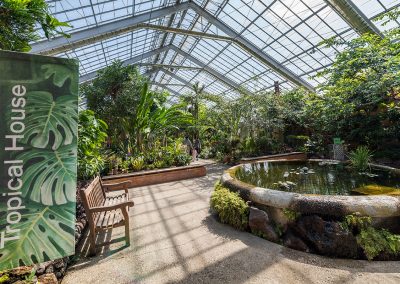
top-left (102, 181), bottom-right (131, 193)
top-left (89, 200), bottom-right (134, 213)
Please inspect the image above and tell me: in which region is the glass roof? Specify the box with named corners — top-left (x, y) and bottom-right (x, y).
top-left (38, 0), bottom-right (400, 101)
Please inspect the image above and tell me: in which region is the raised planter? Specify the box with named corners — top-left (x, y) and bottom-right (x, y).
top-left (240, 152), bottom-right (307, 164)
top-left (102, 164), bottom-right (206, 187)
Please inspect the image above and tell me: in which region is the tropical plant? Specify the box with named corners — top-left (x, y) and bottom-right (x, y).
top-left (131, 156), bottom-right (145, 171)
top-left (78, 110), bottom-right (108, 180)
top-left (349, 146), bottom-right (373, 172)
top-left (357, 227), bottom-right (400, 260)
top-left (309, 10), bottom-right (400, 149)
top-left (0, 0), bottom-right (71, 51)
top-left (210, 183), bottom-right (249, 230)
top-left (174, 154), bottom-right (192, 166)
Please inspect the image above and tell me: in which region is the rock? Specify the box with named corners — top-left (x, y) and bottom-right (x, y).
top-left (283, 231), bottom-right (310, 252)
top-left (54, 259), bottom-right (65, 269)
top-left (292, 215), bottom-right (358, 258)
top-left (38, 273), bottom-right (58, 284)
top-left (249, 207), bottom-right (279, 243)
top-left (35, 263), bottom-right (46, 275)
top-left (45, 265), bottom-right (54, 274)
top-left (9, 266), bottom-right (34, 276)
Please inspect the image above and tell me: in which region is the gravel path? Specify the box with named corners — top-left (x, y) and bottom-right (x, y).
top-left (63, 164), bottom-right (400, 284)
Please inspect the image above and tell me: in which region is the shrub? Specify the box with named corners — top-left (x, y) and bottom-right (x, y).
top-left (210, 183), bottom-right (249, 230)
top-left (349, 146), bottom-right (373, 172)
top-left (174, 154), bottom-right (192, 166)
top-left (154, 160), bottom-right (164, 169)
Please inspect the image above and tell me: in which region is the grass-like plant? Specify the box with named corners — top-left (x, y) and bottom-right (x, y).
top-left (349, 146), bottom-right (373, 172)
top-left (210, 183), bottom-right (249, 230)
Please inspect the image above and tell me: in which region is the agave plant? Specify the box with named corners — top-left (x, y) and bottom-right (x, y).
top-left (349, 146), bottom-right (373, 172)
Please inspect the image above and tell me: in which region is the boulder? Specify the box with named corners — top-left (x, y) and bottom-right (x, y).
top-left (38, 273), bottom-right (58, 284)
top-left (249, 207), bottom-right (279, 243)
top-left (292, 215), bottom-right (358, 258)
top-left (283, 231), bottom-right (310, 252)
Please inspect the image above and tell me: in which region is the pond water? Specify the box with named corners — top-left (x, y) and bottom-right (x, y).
top-left (234, 161), bottom-right (400, 196)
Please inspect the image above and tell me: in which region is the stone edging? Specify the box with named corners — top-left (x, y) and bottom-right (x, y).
top-left (221, 160), bottom-right (400, 217)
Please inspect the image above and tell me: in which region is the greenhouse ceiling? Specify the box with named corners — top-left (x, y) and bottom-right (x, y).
top-left (32, 0), bottom-right (400, 101)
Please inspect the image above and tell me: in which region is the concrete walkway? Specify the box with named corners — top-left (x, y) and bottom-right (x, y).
top-left (63, 164), bottom-right (400, 284)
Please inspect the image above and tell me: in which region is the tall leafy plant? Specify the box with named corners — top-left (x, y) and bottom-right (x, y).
top-left (78, 110), bottom-right (108, 179)
top-left (0, 0), bottom-right (71, 51)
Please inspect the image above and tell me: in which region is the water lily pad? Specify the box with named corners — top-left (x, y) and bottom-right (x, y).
top-left (352, 184), bottom-right (400, 195)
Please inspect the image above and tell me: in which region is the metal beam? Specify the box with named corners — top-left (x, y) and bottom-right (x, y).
top-left (154, 67), bottom-right (193, 87)
top-left (170, 45), bottom-right (250, 94)
top-left (33, 2), bottom-right (314, 91)
top-left (189, 3), bottom-right (315, 91)
top-left (30, 2), bottom-right (191, 55)
top-left (79, 45), bottom-right (170, 83)
top-left (136, 63), bottom-right (202, 70)
top-left (151, 83), bottom-right (181, 97)
top-left (325, 0), bottom-right (383, 37)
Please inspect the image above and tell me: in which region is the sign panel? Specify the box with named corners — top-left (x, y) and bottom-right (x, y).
top-left (0, 51), bottom-right (78, 270)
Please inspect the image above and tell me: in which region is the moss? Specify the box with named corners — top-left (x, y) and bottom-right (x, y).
top-left (210, 183), bottom-right (249, 230)
top-left (352, 184), bottom-right (400, 195)
top-left (282, 208), bottom-right (300, 222)
top-left (225, 167), bottom-right (238, 178)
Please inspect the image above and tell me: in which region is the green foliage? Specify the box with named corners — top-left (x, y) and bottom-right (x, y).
top-left (82, 61), bottom-right (192, 155)
top-left (78, 110), bottom-right (108, 180)
top-left (282, 208), bottom-right (301, 222)
top-left (210, 183), bottom-right (249, 230)
top-left (131, 156), bottom-right (145, 171)
top-left (0, 0), bottom-right (71, 51)
top-left (349, 146), bottom-right (373, 172)
top-left (341, 213), bottom-right (372, 231)
top-left (174, 154), bottom-right (192, 167)
top-left (0, 203), bottom-right (75, 268)
top-left (308, 11), bottom-right (400, 149)
top-left (357, 227), bottom-right (400, 260)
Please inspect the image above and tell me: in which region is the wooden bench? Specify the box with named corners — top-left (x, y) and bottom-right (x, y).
top-left (80, 176), bottom-right (134, 255)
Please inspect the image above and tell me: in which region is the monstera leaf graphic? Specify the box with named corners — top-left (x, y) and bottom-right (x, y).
top-left (0, 202), bottom-right (75, 270)
top-left (42, 64), bottom-right (79, 95)
top-left (18, 144), bottom-right (77, 205)
top-left (22, 92), bottom-right (77, 150)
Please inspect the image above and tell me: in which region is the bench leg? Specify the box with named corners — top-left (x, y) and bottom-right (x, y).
top-left (89, 225), bottom-right (97, 256)
top-left (121, 207), bottom-right (130, 246)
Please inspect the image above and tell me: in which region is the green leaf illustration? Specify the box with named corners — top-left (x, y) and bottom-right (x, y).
top-left (22, 91), bottom-right (77, 150)
top-left (0, 202), bottom-right (75, 270)
top-left (18, 144), bottom-right (77, 205)
top-left (42, 64), bottom-right (78, 94)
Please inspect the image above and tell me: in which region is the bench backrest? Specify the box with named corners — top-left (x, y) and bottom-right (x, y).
top-left (80, 176), bottom-right (106, 216)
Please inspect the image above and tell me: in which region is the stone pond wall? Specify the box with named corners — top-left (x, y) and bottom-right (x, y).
top-left (221, 161), bottom-right (400, 260)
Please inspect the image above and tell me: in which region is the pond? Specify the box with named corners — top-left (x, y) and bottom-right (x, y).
top-left (235, 160), bottom-right (400, 196)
